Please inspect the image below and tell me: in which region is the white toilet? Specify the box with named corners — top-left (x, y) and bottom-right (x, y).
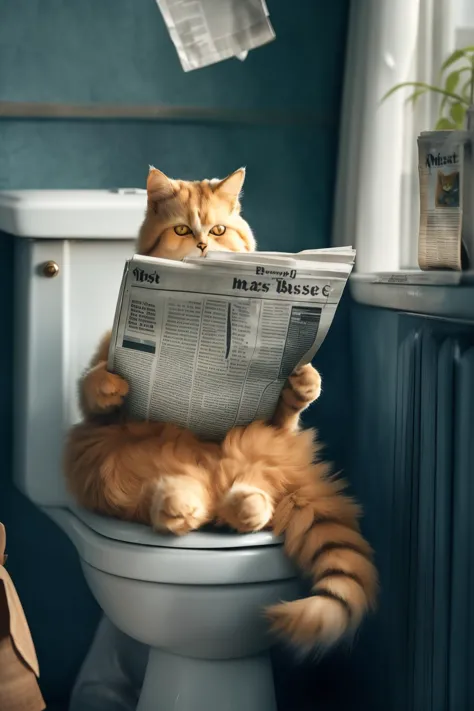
top-left (0, 190), bottom-right (301, 711)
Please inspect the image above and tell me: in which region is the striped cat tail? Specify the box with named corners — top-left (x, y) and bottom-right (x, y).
top-left (267, 472), bottom-right (378, 651)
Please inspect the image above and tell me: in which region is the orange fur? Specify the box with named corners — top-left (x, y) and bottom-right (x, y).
top-left (138, 167), bottom-right (256, 259)
top-left (216, 423), bottom-right (378, 649)
top-left (66, 167), bottom-right (377, 651)
top-left (65, 419), bottom-right (378, 649)
top-left (65, 420), bottom-right (220, 534)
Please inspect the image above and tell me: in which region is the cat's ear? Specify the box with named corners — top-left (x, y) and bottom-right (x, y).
top-left (147, 167), bottom-right (176, 203)
top-left (214, 168), bottom-right (246, 200)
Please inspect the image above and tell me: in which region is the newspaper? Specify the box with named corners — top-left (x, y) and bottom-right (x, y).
top-left (108, 247), bottom-right (355, 440)
top-left (155, 0), bottom-right (275, 72)
top-left (418, 130), bottom-right (474, 271)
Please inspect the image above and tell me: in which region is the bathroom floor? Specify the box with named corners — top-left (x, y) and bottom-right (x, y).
top-left (45, 683), bottom-right (361, 710)
top-left (46, 701), bottom-right (350, 711)
top-left (45, 647), bottom-right (364, 711)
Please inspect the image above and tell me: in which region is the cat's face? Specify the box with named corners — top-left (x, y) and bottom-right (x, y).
top-left (438, 171), bottom-right (456, 192)
top-left (137, 168), bottom-right (256, 260)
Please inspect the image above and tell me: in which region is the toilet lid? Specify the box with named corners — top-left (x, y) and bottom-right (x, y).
top-left (71, 507), bottom-right (283, 549)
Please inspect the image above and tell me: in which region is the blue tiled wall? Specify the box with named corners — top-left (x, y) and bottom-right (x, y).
top-left (0, 0), bottom-right (350, 704)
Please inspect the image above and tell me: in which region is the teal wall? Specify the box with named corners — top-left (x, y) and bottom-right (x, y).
top-left (0, 0), bottom-right (350, 705)
top-left (0, 0), bottom-right (348, 253)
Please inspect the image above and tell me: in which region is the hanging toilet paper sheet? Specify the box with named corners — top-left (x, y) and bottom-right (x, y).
top-left (155, 0), bottom-right (275, 71)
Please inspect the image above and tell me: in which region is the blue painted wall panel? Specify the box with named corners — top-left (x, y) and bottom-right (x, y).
top-left (0, 121), bottom-right (336, 252)
top-left (0, 0), bottom-right (346, 112)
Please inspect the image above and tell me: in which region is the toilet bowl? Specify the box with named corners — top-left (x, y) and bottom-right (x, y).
top-left (0, 190), bottom-right (302, 711)
top-left (49, 506), bottom-right (301, 711)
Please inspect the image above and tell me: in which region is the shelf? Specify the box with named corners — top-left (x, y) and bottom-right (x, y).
top-left (350, 272), bottom-right (474, 321)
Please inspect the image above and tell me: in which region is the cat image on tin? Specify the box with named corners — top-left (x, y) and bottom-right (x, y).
top-left (435, 169), bottom-right (460, 208)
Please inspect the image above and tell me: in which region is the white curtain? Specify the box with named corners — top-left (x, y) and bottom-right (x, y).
top-left (332, 0), bottom-right (454, 273)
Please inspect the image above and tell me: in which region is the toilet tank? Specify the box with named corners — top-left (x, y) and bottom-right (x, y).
top-left (0, 190), bottom-right (147, 506)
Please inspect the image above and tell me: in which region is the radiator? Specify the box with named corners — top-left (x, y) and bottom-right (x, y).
top-left (391, 319), bottom-right (474, 711)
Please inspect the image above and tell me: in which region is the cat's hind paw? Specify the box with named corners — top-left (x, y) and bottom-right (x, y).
top-left (150, 476), bottom-right (211, 536)
top-left (217, 484), bottom-right (273, 533)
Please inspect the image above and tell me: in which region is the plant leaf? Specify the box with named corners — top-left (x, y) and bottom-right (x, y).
top-left (441, 49), bottom-right (466, 72)
top-left (460, 76), bottom-right (474, 102)
top-left (406, 87), bottom-right (428, 105)
top-left (381, 82), bottom-right (427, 102)
top-left (441, 46), bottom-right (474, 73)
top-left (440, 94), bottom-right (451, 113)
top-left (440, 73), bottom-right (466, 114)
top-left (435, 117), bottom-right (457, 130)
top-left (450, 101), bottom-right (465, 126)
top-left (381, 81), bottom-right (466, 105)
top-left (441, 64), bottom-right (472, 90)
top-left (444, 69), bottom-right (461, 94)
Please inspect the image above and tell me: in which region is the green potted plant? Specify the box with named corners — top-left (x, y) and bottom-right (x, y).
top-left (382, 45), bottom-right (474, 129)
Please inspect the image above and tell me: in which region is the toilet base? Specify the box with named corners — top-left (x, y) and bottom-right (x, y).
top-left (137, 648), bottom-right (277, 711)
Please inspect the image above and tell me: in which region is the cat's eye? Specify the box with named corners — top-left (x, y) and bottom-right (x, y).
top-left (174, 225), bottom-right (192, 236)
top-left (210, 225), bottom-right (226, 236)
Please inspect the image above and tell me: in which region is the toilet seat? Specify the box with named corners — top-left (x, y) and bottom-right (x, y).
top-left (46, 506), bottom-right (297, 586)
top-left (72, 506), bottom-right (283, 549)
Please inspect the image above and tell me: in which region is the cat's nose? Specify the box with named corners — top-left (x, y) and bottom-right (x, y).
top-left (196, 242), bottom-right (207, 253)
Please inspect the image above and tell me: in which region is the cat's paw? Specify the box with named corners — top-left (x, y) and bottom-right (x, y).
top-left (82, 362), bottom-right (129, 414)
top-left (150, 477), bottom-right (210, 536)
top-left (218, 484), bottom-right (273, 533)
top-left (282, 364), bottom-right (321, 412)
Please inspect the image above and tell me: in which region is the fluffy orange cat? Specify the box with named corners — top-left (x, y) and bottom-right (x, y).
top-left (65, 167), bottom-right (377, 650)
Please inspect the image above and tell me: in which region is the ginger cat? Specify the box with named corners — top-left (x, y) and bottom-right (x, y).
top-left (65, 167), bottom-right (377, 651)
top-left (435, 169), bottom-right (460, 208)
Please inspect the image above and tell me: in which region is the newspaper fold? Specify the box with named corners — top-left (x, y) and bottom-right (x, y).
top-left (108, 247), bottom-right (355, 440)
